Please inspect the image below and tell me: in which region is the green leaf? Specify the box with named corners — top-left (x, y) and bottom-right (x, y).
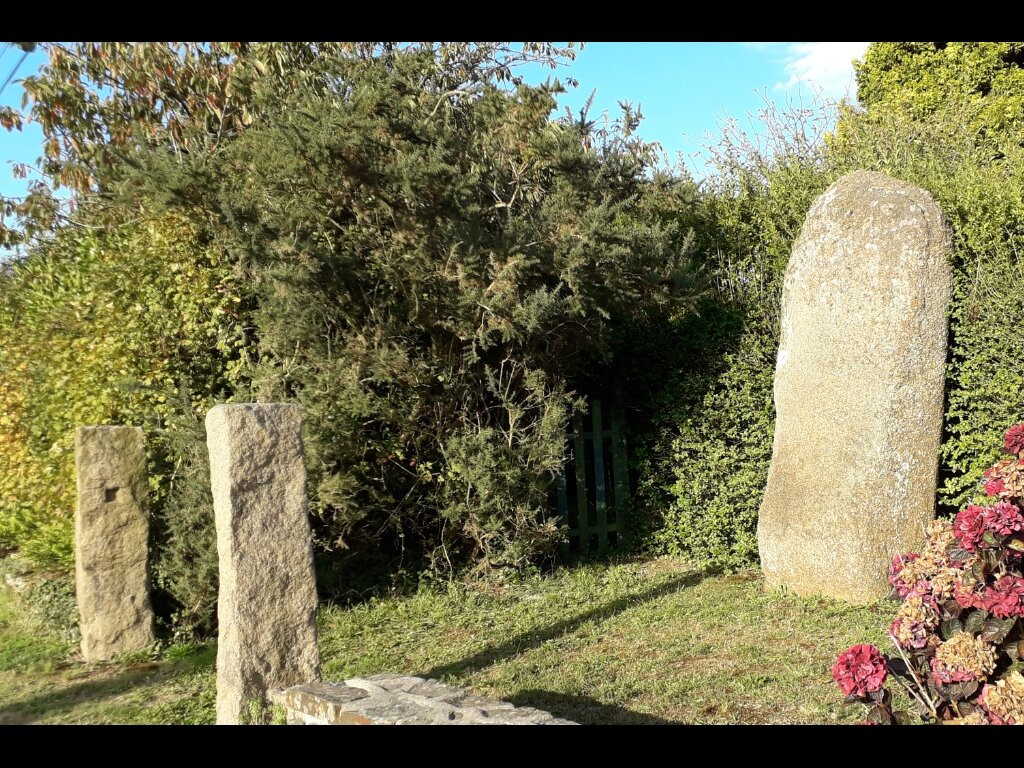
top-left (964, 609), bottom-right (989, 634)
top-left (980, 617), bottom-right (1016, 644)
top-left (940, 617), bottom-right (963, 640)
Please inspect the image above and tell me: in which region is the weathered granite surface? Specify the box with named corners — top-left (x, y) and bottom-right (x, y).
top-left (74, 426), bottom-right (155, 661)
top-left (207, 403), bottom-right (320, 724)
top-left (270, 675), bottom-right (577, 725)
top-left (757, 171), bottom-right (952, 602)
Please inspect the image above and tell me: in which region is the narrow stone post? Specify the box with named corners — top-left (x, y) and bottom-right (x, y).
top-left (757, 171), bottom-right (952, 602)
top-left (206, 403), bottom-right (320, 725)
top-left (74, 426), bottom-right (156, 661)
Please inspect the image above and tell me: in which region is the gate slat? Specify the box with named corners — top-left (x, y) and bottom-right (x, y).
top-left (610, 393), bottom-right (629, 544)
top-left (556, 471), bottom-right (569, 555)
top-left (573, 413), bottom-right (588, 551)
top-left (592, 399), bottom-right (608, 551)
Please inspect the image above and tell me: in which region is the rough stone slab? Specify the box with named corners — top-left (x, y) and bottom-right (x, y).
top-left (208, 403), bottom-right (320, 725)
top-left (757, 171), bottom-right (952, 602)
top-left (74, 426), bottom-right (155, 661)
top-left (273, 678), bottom-right (577, 725)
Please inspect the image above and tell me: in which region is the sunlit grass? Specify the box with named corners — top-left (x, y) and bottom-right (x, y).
top-left (1, 557), bottom-right (902, 724)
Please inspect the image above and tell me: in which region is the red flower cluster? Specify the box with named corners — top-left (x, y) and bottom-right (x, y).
top-left (984, 575), bottom-right (1024, 619)
top-left (953, 502), bottom-right (1024, 551)
top-left (984, 474), bottom-right (1007, 497)
top-left (835, 420), bottom-right (1024, 725)
top-left (987, 501), bottom-right (1024, 536)
top-left (954, 505), bottom-right (989, 551)
top-left (1005, 423), bottom-right (1024, 456)
top-left (954, 576), bottom-right (1024, 619)
top-left (983, 457), bottom-right (1024, 500)
top-left (832, 644), bottom-right (888, 698)
top-left (888, 552), bottom-right (919, 597)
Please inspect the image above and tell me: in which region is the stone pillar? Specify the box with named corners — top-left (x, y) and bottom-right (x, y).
top-left (757, 171), bottom-right (952, 602)
top-left (74, 426), bottom-right (156, 661)
top-left (207, 403), bottom-right (320, 725)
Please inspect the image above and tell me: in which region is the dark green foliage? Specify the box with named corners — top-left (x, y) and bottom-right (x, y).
top-left (832, 104), bottom-right (1024, 513)
top-left (644, 49), bottom-right (1024, 568)
top-left (148, 390), bottom-right (223, 639)
top-left (631, 105), bottom-right (833, 568)
top-left (23, 573), bottom-right (79, 645)
top-left (118, 49), bottom-right (698, 596)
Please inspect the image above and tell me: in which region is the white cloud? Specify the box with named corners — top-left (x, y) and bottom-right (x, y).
top-left (774, 42), bottom-right (870, 101)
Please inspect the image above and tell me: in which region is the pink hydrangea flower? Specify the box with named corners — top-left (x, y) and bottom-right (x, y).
top-left (1005, 423), bottom-right (1024, 455)
top-left (986, 501), bottom-right (1024, 536)
top-left (833, 644), bottom-right (888, 698)
top-left (982, 575), bottom-right (1024, 619)
top-left (954, 505), bottom-right (988, 551)
top-left (955, 581), bottom-right (986, 611)
top-left (953, 502), bottom-right (1024, 550)
top-left (984, 476), bottom-right (1007, 497)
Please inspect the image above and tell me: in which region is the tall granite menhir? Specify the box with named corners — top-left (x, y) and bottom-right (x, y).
top-left (758, 171), bottom-right (952, 603)
top-left (207, 403), bottom-right (320, 725)
top-left (75, 426), bottom-right (156, 661)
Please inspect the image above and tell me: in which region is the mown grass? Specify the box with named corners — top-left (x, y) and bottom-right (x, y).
top-left (0, 557), bottom-right (904, 724)
top-left (0, 587), bottom-right (215, 724)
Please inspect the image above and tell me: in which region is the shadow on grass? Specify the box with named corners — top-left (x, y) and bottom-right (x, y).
top-left (0, 647), bottom-right (214, 724)
top-left (507, 689), bottom-right (676, 725)
top-left (422, 568), bottom-right (712, 681)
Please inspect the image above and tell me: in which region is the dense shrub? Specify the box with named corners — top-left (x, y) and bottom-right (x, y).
top-left (151, 53), bottom-right (698, 580)
top-left (0, 213), bottom-right (244, 629)
top-left (854, 42), bottom-right (1024, 144)
top-left (830, 104), bottom-right (1024, 513)
top-left (2, 43), bottom-right (700, 627)
top-left (642, 51), bottom-right (1024, 567)
top-left (632, 103), bottom-right (834, 567)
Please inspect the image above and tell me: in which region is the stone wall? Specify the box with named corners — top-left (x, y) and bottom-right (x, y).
top-left (270, 675), bottom-right (576, 725)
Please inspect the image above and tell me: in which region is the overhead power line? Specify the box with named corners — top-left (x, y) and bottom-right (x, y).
top-left (0, 50), bottom-right (30, 98)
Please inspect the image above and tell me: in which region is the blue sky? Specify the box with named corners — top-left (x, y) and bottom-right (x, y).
top-left (0, 42), bottom-right (869, 201)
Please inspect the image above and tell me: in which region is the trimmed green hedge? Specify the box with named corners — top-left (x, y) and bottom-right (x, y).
top-left (640, 89), bottom-right (1024, 568)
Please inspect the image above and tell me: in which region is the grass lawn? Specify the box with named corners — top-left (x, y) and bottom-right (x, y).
top-left (0, 557), bottom-right (902, 724)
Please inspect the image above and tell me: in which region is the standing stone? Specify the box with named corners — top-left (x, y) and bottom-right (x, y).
top-left (207, 403), bottom-right (320, 725)
top-left (758, 171), bottom-right (952, 603)
top-left (75, 426), bottom-right (156, 661)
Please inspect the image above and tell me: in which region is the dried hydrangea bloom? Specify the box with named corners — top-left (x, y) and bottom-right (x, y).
top-left (889, 553), bottom-right (920, 597)
top-left (984, 457), bottom-right (1024, 499)
top-left (925, 518), bottom-right (957, 554)
top-left (955, 580), bottom-right (988, 611)
top-left (897, 521), bottom-right (960, 585)
top-left (949, 711), bottom-right (989, 725)
top-left (930, 633), bottom-right (997, 685)
top-left (980, 671), bottom-right (1024, 725)
top-left (889, 589), bottom-right (941, 649)
top-left (927, 566), bottom-right (964, 601)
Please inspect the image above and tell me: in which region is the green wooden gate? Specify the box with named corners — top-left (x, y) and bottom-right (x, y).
top-left (554, 394), bottom-right (629, 555)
